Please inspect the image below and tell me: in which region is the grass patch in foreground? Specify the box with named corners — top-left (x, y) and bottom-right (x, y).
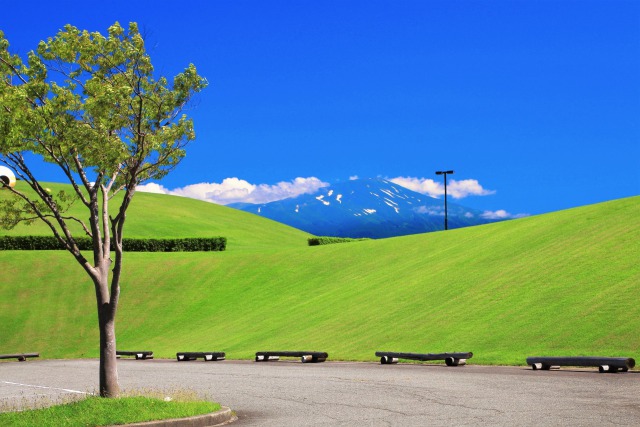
top-left (0, 395), bottom-right (221, 427)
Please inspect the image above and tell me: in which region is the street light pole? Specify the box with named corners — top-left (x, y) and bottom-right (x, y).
top-left (435, 170), bottom-right (454, 230)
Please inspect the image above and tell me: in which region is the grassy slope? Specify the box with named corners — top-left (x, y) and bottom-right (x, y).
top-left (1, 188), bottom-right (638, 365)
top-left (0, 182), bottom-right (310, 250)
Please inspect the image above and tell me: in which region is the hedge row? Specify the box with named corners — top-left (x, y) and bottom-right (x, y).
top-left (308, 236), bottom-right (370, 246)
top-left (0, 236), bottom-right (226, 252)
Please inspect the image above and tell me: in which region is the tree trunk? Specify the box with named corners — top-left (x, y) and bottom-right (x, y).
top-left (98, 303), bottom-right (120, 397)
top-left (95, 258), bottom-right (120, 398)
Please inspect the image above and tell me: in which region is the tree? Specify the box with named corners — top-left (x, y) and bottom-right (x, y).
top-left (0, 22), bottom-right (207, 397)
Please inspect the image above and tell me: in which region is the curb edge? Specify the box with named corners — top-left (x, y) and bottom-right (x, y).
top-left (120, 406), bottom-right (234, 427)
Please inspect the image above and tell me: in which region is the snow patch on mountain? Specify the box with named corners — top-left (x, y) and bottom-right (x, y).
top-left (380, 188), bottom-right (395, 198)
top-left (384, 199), bottom-right (400, 213)
top-left (316, 195), bottom-right (330, 206)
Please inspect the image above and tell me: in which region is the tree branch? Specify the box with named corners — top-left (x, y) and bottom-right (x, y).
top-left (1, 174), bottom-right (96, 278)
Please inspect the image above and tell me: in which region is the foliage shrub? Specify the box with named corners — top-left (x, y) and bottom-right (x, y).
top-left (0, 236), bottom-right (226, 252)
top-left (308, 236), bottom-right (370, 246)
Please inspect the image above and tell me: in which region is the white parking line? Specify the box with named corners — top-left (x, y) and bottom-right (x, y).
top-left (1, 381), bottom-right (90, 395)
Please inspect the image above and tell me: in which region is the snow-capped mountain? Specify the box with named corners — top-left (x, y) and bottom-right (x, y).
top-left (229, 177), bottom-right (498, 238)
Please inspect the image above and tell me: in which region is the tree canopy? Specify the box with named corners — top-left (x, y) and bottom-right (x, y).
top-left (1, 21), bottom-right (207, 212)
top-left (0, 22), bottom-right (207, 397)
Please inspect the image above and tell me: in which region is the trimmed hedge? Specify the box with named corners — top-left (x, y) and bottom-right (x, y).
top-left (308, 236), bottom-right (370, 246)
top-left (0, 236), bottom-right (226, 252)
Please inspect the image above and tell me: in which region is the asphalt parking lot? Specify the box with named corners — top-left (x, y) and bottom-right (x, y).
top-left (1, 359), bottom-right (639, 426)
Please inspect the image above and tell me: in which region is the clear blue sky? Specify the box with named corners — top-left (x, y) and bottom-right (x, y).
top-left (2, 0), bottom-right (639, 216)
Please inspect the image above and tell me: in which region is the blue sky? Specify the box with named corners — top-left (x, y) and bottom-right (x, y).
top-left (2, 0), bottom-right (638, 217)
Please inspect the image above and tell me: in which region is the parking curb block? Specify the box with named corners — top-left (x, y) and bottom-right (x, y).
top-left (119, 406), bottom-right (234, 426)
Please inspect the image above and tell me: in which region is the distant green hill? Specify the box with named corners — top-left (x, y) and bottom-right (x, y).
top-left (0, 182), bottom-right (310, 250)
top-left (1, 185), bottom-right (638, 365)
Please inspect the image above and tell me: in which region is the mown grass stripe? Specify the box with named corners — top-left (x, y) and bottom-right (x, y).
top-left (0, 188), bottom-right (638, 366)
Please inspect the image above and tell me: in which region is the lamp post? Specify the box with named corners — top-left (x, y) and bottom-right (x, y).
top-left (435, 170), bottom-right (454, 230)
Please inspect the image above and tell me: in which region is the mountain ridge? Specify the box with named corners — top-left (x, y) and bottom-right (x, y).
top-left (229, 177), bottom-right (498, 238)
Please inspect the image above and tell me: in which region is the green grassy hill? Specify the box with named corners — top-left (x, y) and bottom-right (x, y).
top-left (0, 182), bottom-right (310, 250)
top-left (1, 186), bottom-right (638, 365)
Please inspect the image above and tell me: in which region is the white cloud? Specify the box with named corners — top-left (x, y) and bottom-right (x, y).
top-left (481, 209), bottom-right (510, 219)
top-left (137, 177), bottom-right (329, 205)
top-left (136, 182), bottom-right (172, 194)
top-left (391, 177), bottom-right (442, 198)
top-left (389, 176), bottom-right (495, 199)
top-left (172, 178), bottom-right (255, 203)
top-left (449, 179), bottom-right (496, 198)
top-left (481, 210), bottom-right (529, 220)
top-left (414, 206), bottom-right (444, 216)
